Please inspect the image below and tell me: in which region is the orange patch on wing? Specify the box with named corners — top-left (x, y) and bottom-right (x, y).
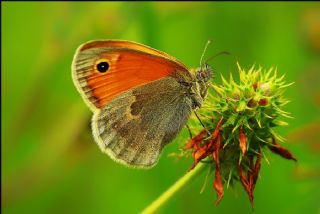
top-left (87, 51), bottom-right (187, 108)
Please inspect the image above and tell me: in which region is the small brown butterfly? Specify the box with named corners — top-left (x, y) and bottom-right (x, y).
top-left (72, 40), bottom-right (213, 168)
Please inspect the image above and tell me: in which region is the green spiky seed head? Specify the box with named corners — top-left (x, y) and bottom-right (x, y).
top-left (183, 62), bottom-right (296, 206)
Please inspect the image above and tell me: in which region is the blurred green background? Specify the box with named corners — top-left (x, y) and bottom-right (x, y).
top-left (2, 2), bottom-right (320, 214)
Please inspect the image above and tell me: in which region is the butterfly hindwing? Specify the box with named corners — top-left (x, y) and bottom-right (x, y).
top-left (92, 76), bottom-right (193, 168)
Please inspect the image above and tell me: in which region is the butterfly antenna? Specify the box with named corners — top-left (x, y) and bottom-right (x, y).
top-left (205, 51), bottom-right (231, 64)
top-left (200, 40), bottom-right (212, 68)
top-left (194, 111), bottom-right (211, 136)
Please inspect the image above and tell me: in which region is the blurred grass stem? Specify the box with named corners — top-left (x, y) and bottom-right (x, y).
top-left (141, 163), bottom-right (207, 214)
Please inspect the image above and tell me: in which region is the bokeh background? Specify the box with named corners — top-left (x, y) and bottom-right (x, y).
top-left (2, 2), bottom-right (320, 214)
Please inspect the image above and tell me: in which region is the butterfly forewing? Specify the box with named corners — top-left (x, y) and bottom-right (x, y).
top-left (72, 40), bottom-right (189, 110)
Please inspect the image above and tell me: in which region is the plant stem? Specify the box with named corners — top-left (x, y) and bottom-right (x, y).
top-left (141, 163), bottom-right (207, 214)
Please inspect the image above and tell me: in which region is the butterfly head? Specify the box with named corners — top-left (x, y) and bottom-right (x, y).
top-left (196, 63), bottom-right (213, 83)
top-left (195, 63), bottom-right (213, 100)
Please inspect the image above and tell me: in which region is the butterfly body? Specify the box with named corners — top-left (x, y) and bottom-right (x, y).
top-left (72, 40), bottom-right (212, 168)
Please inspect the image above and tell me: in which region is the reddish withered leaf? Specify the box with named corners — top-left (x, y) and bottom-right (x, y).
top-left (185, 129), bottom-right (206, 150)
top-left (239, 127), bottom-right (247, 155)
top-left (191, 145), bottom-right (208, 169)
top-left (213, 164), bottom-right (224, 205)
top-left (247, 156), bottom-right (254, 188)
top-left (212, 116), bottom-right (224, 140)
top-left (238, 162), bottom-right (254, 208)
top-left (238, 164), bottom-right (250, 195)
top-left (252, 148), bottom-right (262, 190)
top-left (269, 137), bottom-right (297, 161)
top-left (212, 133), bottom-right (221, 163)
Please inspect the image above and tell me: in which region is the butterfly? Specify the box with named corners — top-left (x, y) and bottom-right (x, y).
top-left (72, 40), bottom-right (213, 168)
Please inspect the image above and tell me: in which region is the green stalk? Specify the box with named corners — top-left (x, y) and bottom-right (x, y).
top-left (141, 163), bottom-right (207, 214)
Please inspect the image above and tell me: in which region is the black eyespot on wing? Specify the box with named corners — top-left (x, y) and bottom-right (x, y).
top-left (96, 61), bottom-right (109, 73)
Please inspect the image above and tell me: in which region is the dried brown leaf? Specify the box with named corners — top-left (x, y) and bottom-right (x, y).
top-left (269, 137), bottom-right (297, 161)
top-left (212, 116), bottom-right (224, 140)
top-left (213, 164), bottom-right (224, 205)
top-left (239, 127), bottom-right (247, 155)
top-left (185, 129), bottom-right (206, 150)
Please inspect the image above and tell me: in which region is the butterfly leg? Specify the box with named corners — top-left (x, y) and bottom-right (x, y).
top-left (186, 124), bottom-right (193, 140)
top-left (193, 111), bottom-right (211, 136)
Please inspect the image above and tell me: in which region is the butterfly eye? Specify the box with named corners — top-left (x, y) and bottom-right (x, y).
top-left (96, 61), bottom-right (109, 73)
